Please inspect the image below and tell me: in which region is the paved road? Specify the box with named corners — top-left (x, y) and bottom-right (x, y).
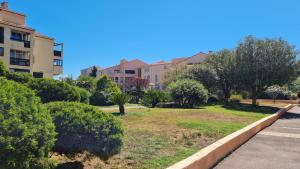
top-left (214, 106), bottom-right (300, 169)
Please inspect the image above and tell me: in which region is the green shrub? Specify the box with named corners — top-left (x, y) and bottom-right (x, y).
top-left (0, 60), bottom-right (8, 77)
top-left (45, 102), bottom-right (124, 160)
top-left (76, 76), bottom-right (97, 92)
top-left (112, 92), bottom-right (129, 115)
top-left (74, 86), bottom-right (91, 104)
top-left (0, 78), bottom-right (56, 169)
top-left (207, 95), bottom-right (219, 103)
top-left (27, 78), bottom-right (80, 103)
top-left (168, 79), bottom-right (208, 108)
top-left (90, 75), bottom-right (121, 106)
top-left (230, 94), bottom-right (242, 103)
top-left (141, 89), bottom-right (166, 108)
top-left (6, 72), bottom-right (33, 83)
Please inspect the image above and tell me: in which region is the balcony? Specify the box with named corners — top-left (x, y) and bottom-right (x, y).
top-left (54, 50), bottom-right (62, 57)
top-left (10, 57), bottom-right (30, 66)
top-left (10, 37), bottom-right (31, 48)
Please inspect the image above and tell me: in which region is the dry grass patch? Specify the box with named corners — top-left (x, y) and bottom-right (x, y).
top-left (53, 103), bottom-right (282, 169)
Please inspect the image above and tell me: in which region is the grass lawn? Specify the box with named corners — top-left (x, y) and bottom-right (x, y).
top-left (52, 103), bottom-right (282, 169)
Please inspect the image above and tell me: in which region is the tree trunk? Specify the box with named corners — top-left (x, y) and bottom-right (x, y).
top-left (252, 89), bottom-right (257, 105)
top-left (119, 105), bottom-right (125, 115)
top-left (224, 91), bottom-right (230, 103)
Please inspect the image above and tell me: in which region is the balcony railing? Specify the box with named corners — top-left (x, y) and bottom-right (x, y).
top-left (10, 37), bottom-right (31, 48)
top-left (10, 57), bottom-right (30, 66)
top-left (54, 50), bottom-right (62, 57)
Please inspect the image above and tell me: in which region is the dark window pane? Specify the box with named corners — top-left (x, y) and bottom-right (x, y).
top-left (0, 47), bottom-right (4, 56)
top-left (0, 27), bottom-right (4, 44)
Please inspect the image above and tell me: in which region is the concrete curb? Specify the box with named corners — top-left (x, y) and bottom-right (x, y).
top-left (166, 104), bottom-right (295, 169)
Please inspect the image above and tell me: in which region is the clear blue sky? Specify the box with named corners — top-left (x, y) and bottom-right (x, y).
top-left (12, 0), bottom-right (300, 77)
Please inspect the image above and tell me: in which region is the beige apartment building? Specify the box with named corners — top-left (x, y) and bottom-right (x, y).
top-left (0, 2), bottom-right (63, 78)
top-left (81, 52), bottom-right (208, 90)
top-left (143, 52), bottom-right (208, 90)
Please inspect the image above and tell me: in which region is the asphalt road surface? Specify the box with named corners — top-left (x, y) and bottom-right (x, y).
top-left (213, 106), bottom-right (300, 169)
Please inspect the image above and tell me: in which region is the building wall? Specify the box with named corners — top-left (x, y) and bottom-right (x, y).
top-left (33, 36), bottom-right (55, 78)
top-left (0, 3), bottom-right (63, 79)
top-left (0, 23), bottom-right (34, 73)
top-left (0, 10), bottom-right (26, 26)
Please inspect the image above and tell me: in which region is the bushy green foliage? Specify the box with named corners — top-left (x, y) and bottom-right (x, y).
top-left (6, 72), bottom-right (33, 83)
top-left (112, 92), bottom-right (129, 114)
top-left (236, 36), bottom-right (297, 105)
top-left (0, 78), bottom-right (56, 169)
top-left (0, 60), bottom-right (8, 77)
top-left (168, 79), bottom-right (208, 108)
top-left (27, 78), bottom-right (80, 103)
top-left (141, 89), bottom-right (166, 108)
top-left (76, 76), bottom-right (97, 92)
top-left (205, 49), bottom-right (236, 102)
top-left (186, 64), bottom-right (218, 93)
top-left (128, 86), bottom-right (145, 104)
top-left (74, 86), bottom-right (91, 104)
top-left (90, 75), bottom-right (121, 106)
top-left (45, 102), bottom-right (124, 160)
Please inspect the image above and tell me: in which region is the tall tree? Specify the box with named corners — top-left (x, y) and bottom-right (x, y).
top-left (186, 64), bottom-right (218, 94)
top-left (206, 49), bottom-right (236, 102)
top-left (89, 66), bottom-right (98, 77)
top-left (235, 36), bottom-right (297, 105)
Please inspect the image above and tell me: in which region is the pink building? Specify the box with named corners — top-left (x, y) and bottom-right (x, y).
top-left (100, 59), bottom-right (149, 91)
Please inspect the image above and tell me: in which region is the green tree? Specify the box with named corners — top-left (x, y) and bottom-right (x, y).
top-left (0, 78), bottom-right (56, 169)
top-left (89, 66), bottom-right (98, 77)
top-left (205, 49), bottom-right (236, 102)
top-left (76, 75), bottom-right (97, 92)
top-left (0, 60), bottom-right (8, 77)
top-left (128, 86), bottom-right (145, 104)
top-left (186, 64), bottom-right (218, 93)
top-left (112, 92), bottom-right (129, 115)
top-left (236, 36), bottom-right (297, 105)
top-left (90, 75), bottom-right (121, 106)
top-left (141, 89), bottom-right (166, 108)
top-left (45, 102), bottom-right (124, 160)
top-left (168, 79), bottom-right (208, 108)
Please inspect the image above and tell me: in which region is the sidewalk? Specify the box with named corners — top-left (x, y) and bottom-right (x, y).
top-left (214, 106), bottom-right (300, 169)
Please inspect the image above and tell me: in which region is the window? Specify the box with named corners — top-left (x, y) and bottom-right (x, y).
top-left (54, 59), bottom-right (63, 66)
top-left (0, 47), bottom-right (4, 56)
top-left (9, 68), bottom-right (30, 73)
top-left (33, 72), bottom-right (43, 78)
top-left (11, 30), bottom-right (29, 41)
top-left (125, 70), bottom-right (135, 74)
top-left (10, 49), bottom-right (29, 59)
top-left (115, 77), bottom-right (119, 83)
top-left (138, 68), bottom-right (142, 77)
top-left (0, 27), bottom-right (4, 44)
top-left (155, 74), bottom-right (158, 82)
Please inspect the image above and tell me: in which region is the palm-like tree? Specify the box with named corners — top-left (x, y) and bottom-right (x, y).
top-left (112, 92), bottom-right (129, 115)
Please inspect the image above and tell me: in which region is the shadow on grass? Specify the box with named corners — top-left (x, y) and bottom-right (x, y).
top-left (112, 112), bottom-right (123, 116)
top-left (221, 102), bottom-right (280, 115)
top-left (56, 161), bottom-right (84, 169)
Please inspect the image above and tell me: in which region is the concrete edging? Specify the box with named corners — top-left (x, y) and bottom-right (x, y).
top-left (166, 104), bottom-right (295, 169)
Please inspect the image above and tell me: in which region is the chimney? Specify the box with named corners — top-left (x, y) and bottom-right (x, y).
top-left (1, 2), bottom-right (8, 10)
